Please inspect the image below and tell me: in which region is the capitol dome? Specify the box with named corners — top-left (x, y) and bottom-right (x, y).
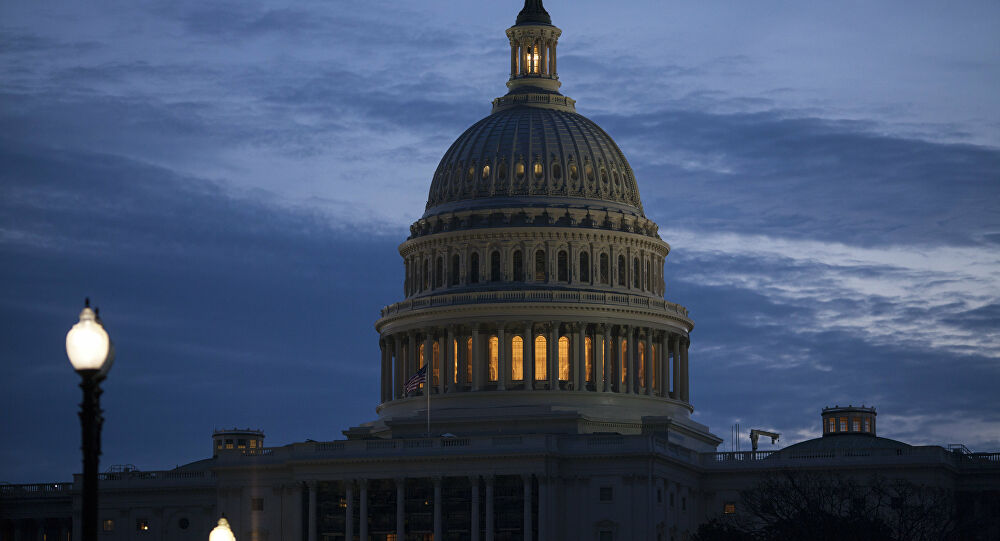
top-left (371, 0), bottom-right (716, 451)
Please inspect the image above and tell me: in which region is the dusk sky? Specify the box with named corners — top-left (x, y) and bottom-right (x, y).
top-left (2, 0), bottom-right (998, 483)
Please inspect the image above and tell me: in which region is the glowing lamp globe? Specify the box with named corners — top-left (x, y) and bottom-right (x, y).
top-left (66, 306), bottom-right (110, 373)
top-left (209, 517), bottom-right (236, 541)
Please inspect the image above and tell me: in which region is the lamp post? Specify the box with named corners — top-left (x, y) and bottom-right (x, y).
top-left (66, 299), bottom-right (114, 541)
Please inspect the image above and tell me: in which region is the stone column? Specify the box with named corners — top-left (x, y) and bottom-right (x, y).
top-left (457, 329), bottom-right (468, 389)
top-left (671, 335), bottom-right (680, 400)
top-left (396, 478), bottom-right (406, 540)
top-left (433, 477), bottom-right (443, 541)
top-left (471, 327), bottom-right (482, 391)
top-left (345, 481), bottom-right (355, 541)
top-left (379, 340), bottom-right (387, 402)
top-left (538, 476), bottom-right (548, 541)
top-left (510, 39), bottom-right (518, 77)
top-left (523, 474), bottom-right (534, 541)
top-left (551, 41), bottom-right (557, 76)
top-left (573, 325), bottom-right (584, 390)
top-left (471, 476), bottom-right (481, 541)
top-left (596, 325), bottom-right (607, 392)
top-left (548, 322), bottom-right (559, 390)
top-left (407, 330), bottom-right (417, 386)
top-left (359, 480), bottom-right (368, 541)
top-left (681, 336), bottom-right (690, 402)
top-left (622, 326), bottom-right (632, 393)
top-left (307, 481), bottom-right (317, 541)
top-left (540, 37), bottom-right (548, 76)
top-left (445, 327), bottom-right (456, 393)
top-left (644, 331), bottom-right (653, 396)
top-left (485, 476), bottom-right (495, 541)
top-left (497, 326), bottom-right (507, 391)
top-left (394, 336), bottom-right (403, 400)
top-left (524, 322), bottom-right (535, 389)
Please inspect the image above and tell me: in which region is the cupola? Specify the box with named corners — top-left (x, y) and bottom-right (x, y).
top-left (505, 0), bottom-right (562, 93)
top-left (822, 405), bottom-right (876, 437)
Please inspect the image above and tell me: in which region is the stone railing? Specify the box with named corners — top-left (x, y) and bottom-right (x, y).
top-left (380, 290), bottom-right (689, 319)
top-left (97, 470), bottom-right (215, 481)
top-left (0, 483), bottom-right (73, 497)
top-left (700, 446), bottom-right (1000, 469)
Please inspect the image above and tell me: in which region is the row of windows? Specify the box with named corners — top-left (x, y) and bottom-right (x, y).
top-left (216, 438), bottom-right (260, 450)
top-left (441, 157), bottom-right (629, 188)
top-left (406, 334), bottom-right (671, 391)
top-left (102, 518), bottom-right (188, 533)
top-left (826, 416), bottom-right (873, 433)
top-left (405, 248), bottom-right (662, 296)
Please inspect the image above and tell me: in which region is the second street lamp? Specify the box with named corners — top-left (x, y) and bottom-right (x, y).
top-left (66, 299), bottom-right (114, 541)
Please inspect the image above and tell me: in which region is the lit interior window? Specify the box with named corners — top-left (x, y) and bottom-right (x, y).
top-left (453, 339), bottom-right (459, 384)
top-left (828, 418), bottom-right (836, 432)
top-left (136, 520), bottom-right (149, 532)
top-left (585, 337), bottom-right (593, 382)
top-left (864, 418), bottom-right (871, 432)
top-left (558, 336), bottom-right (570, 381)
top-left (466, 338), bottom-right (473, 382)
top-left (638, 342), bottom-right (646, 388)
top-left (512, 336), bottom-right (524, 380)
top-left (432, 342), bottom-right (440, 386)
top-left (250, 440), bottom-right (257, 449)
top-left (724, 502), bottom-right (736, 514)
top-left (840, 417), bottom-right (848, 432)
top-left (489, 336), bottom-right (499, 381)
top-left (103, 520), bottom-right (114, 532)
top-left (852, 419), bottom-right (860, 432)
top-left (621, 340), bottom-right (628, 383)
top-left (533, 162), bottom-right (543, 178)
top-left (535, 335), bottom-right (547, 380)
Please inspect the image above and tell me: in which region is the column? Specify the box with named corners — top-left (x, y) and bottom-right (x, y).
top-left (538, 476), bottom-right (548, 541)
top-left (307, 481), bottom-right (317, 541)
top-left (471, 476), bottom-right (482, 541)
top-left (424, 332), bottom-right (434, 393)
top-left (359, 480), bottom-right (369, 541)
top-left (394, 336), bottom-right (403, 400)
top-left (524, 322), bottom-right (534, 390)
top-left (671, 335), bottom-right (680, 400)
top-left (379, 340), bottom-right (386, 402)
top-left (681, 337), bottom-right (690, 402)
top-left (407, 330), bottom-right (417, 386)
top-left (551, 41), bottom-right (557, 76)
top-left (396, 478), bottom-right (406, 540)
top-left (596, 325), bottom-right (606, 392)
top-left (573, 325), bottom-right (584, 391)
top-left (510, 39), bottom-right (518, 77)
top-left (655, 333), bottom-right (665, 397)
top-left (433, 477), bottom-right (443, 541)
top-left (622, 326), bottom-right (632, 393)
top-left (458, 329), bottom-right (468, 389)
top-left (472, 327), bottom-right (482, 390)
top-left (548, 322), bottom-right (559, 390)
top-left (523, 474), bottom-right (533, 541)
top-left (644, 328), bottom-right (660, 396)
top-left (485, 476), bottom-right (495, 541)
top-left (444, 327), bottom-right (455, 393)
top-left (345, 481), bottom-right (355, 541)
top-left (540, 38), bottom-right (548, 76)
top-left (497, 326), bottom-right (507, 391)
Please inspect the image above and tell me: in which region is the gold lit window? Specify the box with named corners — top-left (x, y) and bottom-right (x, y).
top-left (454, 339), bottom-right (459, 384)
top-left (136, 520), bottom-right (149, 532)
top-left (432, 341), bottom-right (440, 386)
top-left (512, 336), bottom-right (524, 380)
top-left (638, 342), bottom-right (646, 388)
top-left (466, 338), bottom-right (473, 382)
top-left (250, 439), bottom-right (257, 449)
top-left (852, 419), bottom-right (860, 432)
top-left (535, 335), bottom-right (547, 380)
top-left (489, 336), bottom-right (499, 381)
top-left (828, 418), bottom-right (835, 432)
top-left (558, 336), bottom-right (570, 381)
top-left (840, 417), bottom-right (848, 432)
top-left (103, 520), bottom-right (114, 532)
top-left (585, 337), bottom-right (593, 382)
top-left (864, 419), bottom-right (871, 432)
top-left (621, 340), bottom-right (628, 383)
top-left (724, 502), bottom-right (736, 514)
top-left (533, 162), bottom-right (543, 178)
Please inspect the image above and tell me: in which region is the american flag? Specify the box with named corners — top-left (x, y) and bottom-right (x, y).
top-left (403, 365), bottom-right (427, 395)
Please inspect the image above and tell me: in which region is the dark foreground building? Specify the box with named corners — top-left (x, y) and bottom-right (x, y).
top-left (3, 2), bottom-right (998, 540)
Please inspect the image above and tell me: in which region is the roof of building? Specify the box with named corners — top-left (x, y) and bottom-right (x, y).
top-left (424, 106), bottom-right (644, 218)
top-left (777, 434), bottom-right (912, 455)
top-left (516, 0), bottom-right (552, 25)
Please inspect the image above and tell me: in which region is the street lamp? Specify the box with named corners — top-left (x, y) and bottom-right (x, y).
top-left (66, 298), bottom-right (114, 541)
top-left (209, 517), bottom-right (236, 541)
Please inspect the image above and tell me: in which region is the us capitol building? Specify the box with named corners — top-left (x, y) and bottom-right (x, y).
top-left (3, 2), bottom-right (998, 540)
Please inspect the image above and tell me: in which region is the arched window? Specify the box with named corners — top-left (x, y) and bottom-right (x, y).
top-left (512, 250), bottom-right (524, 282)
top-left (579, 252), bottom-right (590, 282)
top-left (423, 259), bottom-right (429, 290)
top-left (533, 162), bottom-right (543, 179)
top-left (450, 254), bottom-right (460, 286)
top-left (535, 250), bottom-right (547, 281)
top-left (557, 250), bottom-right (568, 282)
top-left (632, 258), bottom-right (640, 288)
top-left (469, 253), bottom-right (479, 284)
top-left (621, 339), bottom-right (628, 384)
top-left (645, 260), bottom-right (651, 291)
top-left (585, 337), bottom-right (593, 383)
top-left (516, 161), bottom-right (525, 179)
top-left (558, 336), bottom-right (570, 381)
top-left (552, 163), bottom-right (562, 180)
top-left (638, 342), bottom-right (646, 388)
top-left (617, 255), bottom-right (626, 286)
top-left (466, 338), bottom-right (473, 383)
top-left (569, 163), bottom-right (579, 181)
top-left (435, 257), bottom-right (444, 288)
top-left (419, 343), bottom-right (426, 368)
top-left (453, 339), bottom-right (459, 384)
top-left (482, 164), bottom-right (491, 179)
top-left (600, 253), bottom-right (609, 284)
top-left (490, 251), bottom-right (501, 282)
top-left (512, 335), bottom-right (524, 380)
top-left (432, 341), bottom-right (440, 386)
top-left (534, 335), bottom-right (547, 381)
top-left (489, 336), bottom-right (499, 382)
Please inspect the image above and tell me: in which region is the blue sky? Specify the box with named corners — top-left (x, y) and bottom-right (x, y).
top-left (1, 0), bottom-right (998, 483)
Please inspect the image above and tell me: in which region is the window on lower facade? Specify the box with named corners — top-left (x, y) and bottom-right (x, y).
top-left (102, 520), bottom-right (114, 532)
top-left (682, 496), bottom-right (687, 511)
top-left (136, 519), bottom-right (150, 532)
top-left (724, 502), bottom-right (736, 514)
top-left (599, 486), bottom-right (613, 502)
top-left (252, 497), bottom-right (264, 511)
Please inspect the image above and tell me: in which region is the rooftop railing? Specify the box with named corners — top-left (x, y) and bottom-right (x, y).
top-left (381, 290), bottom-right (689, 319)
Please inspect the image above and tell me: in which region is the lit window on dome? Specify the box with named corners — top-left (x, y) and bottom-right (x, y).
top-left (613, 170), bottom-right (620, 185)
top-left (512, 335), bottom-right (524, 380)
top-left (552, 163), bottom-right (561, 179)
top-left (482, 164), bottom-right (490, 179)
top-left (467, 166), bottom-right (475, 182)
top-left (535, 335), bottom-right (547, 380)
top-left (569, 164), bottom-right (579, 181)
top-left (585, 164), bottom-right (594, 182)
top-left (601, 168), bottom-right (608, 184)
top-left (499, 161), bottom-right (508, 179)
top-left (533, 162), bottom-right (543, 179)
top-left (516, 162), bottom-right (525, 179)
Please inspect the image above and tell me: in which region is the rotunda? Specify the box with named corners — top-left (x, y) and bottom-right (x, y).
top-left (373, 0), bottom-right (714, 447)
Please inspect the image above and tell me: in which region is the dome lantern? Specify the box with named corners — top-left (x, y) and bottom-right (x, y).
top-left (505, 0), bottom-right (562, 93)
